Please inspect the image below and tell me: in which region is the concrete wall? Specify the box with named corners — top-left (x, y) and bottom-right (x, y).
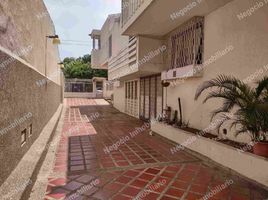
top-left (165, 0), bottom-right (268, 143)
top-left (64, 92), bottom-right (96, 98)
top-left (110, 16), bottom-right (129, 59)
top-left (152, 122), bottom-right (268, 187)
top-left (103, 80), bottom-right (113, 99)
top-left (113, 82), bottom-right (126, 113)
top-left (0, 0), bottom-right (62, 185)
top-left (0, 0), bottom-right (61, 84)
top-left (138, 36), bottom-right (166, 74)
top-left (0, 49), bottom-right (61, 184)
top-left (93, 14), bottom-right (129, 67)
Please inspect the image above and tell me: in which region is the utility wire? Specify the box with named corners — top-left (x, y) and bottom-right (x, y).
top-left (60, 43), bottom-right (91, 47)
top-left (61, 40), bottom-right (90, 43)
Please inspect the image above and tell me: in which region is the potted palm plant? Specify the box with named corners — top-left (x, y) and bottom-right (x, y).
top-left (194, 75), bottom-right (268, 157)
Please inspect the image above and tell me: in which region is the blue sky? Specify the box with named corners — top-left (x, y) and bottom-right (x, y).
top-left (44, 0), bottom-right (121, 59)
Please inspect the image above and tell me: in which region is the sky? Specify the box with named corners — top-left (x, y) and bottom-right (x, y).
top-left (43, 0), bottom-right (121, 60)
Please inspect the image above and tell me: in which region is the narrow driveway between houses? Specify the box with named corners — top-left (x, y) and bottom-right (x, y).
top-left (44, 98), bottom-right (268, 200)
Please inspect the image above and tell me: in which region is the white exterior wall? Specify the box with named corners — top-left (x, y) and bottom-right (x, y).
top-left (138, 36), bottom-right (166, 74)
top-left (93, 14), bottom-right (129, 67)
top-left (113, 83), bottom-right (126, 113)
top-left (165, 0), bottom-right (268, 143)
top-left (111, 20), bottom-right (129, 59)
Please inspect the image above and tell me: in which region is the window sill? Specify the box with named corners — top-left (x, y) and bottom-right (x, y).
top-left (161, 64), bottom-right (203, 81)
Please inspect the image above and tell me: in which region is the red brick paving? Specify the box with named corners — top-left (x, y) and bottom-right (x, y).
top-left (44, 98), bottom-right (268, 200)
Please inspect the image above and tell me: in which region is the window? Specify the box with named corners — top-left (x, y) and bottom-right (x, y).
top-left (140, 75), bottom-right (163, 120)
top-left (125, 80), bottom-right (139, 117)
top-left (134, 81), bottom-right (138, 100)
top-left (131, 82), bottom-right (134, 99)
top-left (170, 17), bottom-right (204, 69)
top-left (125, 82), bottom-right (128, 98)
top-left (21, 129), bottom-right (27, 146)
top-left (126, 81), bottom-right (138, 100)
top-left (128, 83), bottom-right (131, 98)
top-left (109, 35), bottom-right (112, 58)
top-left (28, 124), bottom-right (33, 137)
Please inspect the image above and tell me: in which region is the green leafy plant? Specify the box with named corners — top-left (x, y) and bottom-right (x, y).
top-left (194, 75), bottom-right (268, 141)
top-left (62, 54), bottom-right (107, 79)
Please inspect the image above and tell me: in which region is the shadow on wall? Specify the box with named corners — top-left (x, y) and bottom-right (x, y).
top-left (0, 3), bottom-right (20, 52)
top-left (0, 49), bottom-right (61, 185)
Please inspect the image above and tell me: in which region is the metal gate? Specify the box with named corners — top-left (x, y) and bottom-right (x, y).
top-left (140, 75), bottom-right (163, 121)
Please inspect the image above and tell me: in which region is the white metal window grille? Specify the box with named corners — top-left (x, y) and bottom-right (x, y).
top-left (170, 17), bottom-right (204, 69)
top-left (125, 80), bottom-right (139, 117)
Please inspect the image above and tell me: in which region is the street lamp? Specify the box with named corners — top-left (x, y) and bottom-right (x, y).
top-left (58, 62), bottom-right (64, 69)
top-left (45, 34), bottom-right (60, 77)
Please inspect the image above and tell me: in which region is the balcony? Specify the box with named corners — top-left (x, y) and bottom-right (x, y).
top-left (108, 36), bottom-right (166, 81)
top-left (108, 37), bottom-right (138, 80)
top-left (90, 29), bottom-right (109, 69)
top-left (121, 0), bottom-right (233, 36)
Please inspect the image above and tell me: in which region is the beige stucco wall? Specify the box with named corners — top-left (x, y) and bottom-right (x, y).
top-left (110, 17), bottom-right (129, 59)
top-left (0, 0), bottom-right (62, 185)
top-left (103, 80), bottom-right (113, 99)
top-left (0, 0), bottom-right (61, 85)
top-left (0, 48), bottom-right (61, 184)
top-left (113, 82), bottom-right (126, 113)
top-left (92, 14), bottom-right (129, 68)
top-left (138, 36), bottom-right (166, 74)
top-left (165, 0), bottom-right (268, 143)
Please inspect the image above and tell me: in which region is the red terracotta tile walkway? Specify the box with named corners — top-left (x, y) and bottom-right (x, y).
top-left (44, 98), bottom-right (268, 200)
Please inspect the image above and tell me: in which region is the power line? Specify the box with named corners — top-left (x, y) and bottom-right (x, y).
top-left (61, 40), bottom-right (90, 43)
top-left (60, 43), bottom-right (91, 47)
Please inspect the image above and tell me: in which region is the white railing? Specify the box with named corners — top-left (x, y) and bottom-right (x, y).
top-left (108, 37), bottom-right (138, 80)
top-left (122, 0), bottom-right (145, 26)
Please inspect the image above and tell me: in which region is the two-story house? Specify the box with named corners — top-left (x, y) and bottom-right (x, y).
top-left (91, 0), bottom-right (268, 187)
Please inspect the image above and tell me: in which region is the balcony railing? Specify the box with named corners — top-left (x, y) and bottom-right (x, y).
top-left (108, 37), bottom-right (137, 80)
top-left (122, 0), bottom-right (145, 26)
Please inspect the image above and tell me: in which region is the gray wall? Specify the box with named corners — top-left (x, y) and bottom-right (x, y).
top-left (0, 0), bottom-right (63, 185)
top-left (0, 50), bottom-right (61, 185)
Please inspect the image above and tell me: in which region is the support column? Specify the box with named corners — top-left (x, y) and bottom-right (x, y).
top-left (93, 38), bottom-right (95, 49)
top-left (98, 38), bottom-right (101, 50)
